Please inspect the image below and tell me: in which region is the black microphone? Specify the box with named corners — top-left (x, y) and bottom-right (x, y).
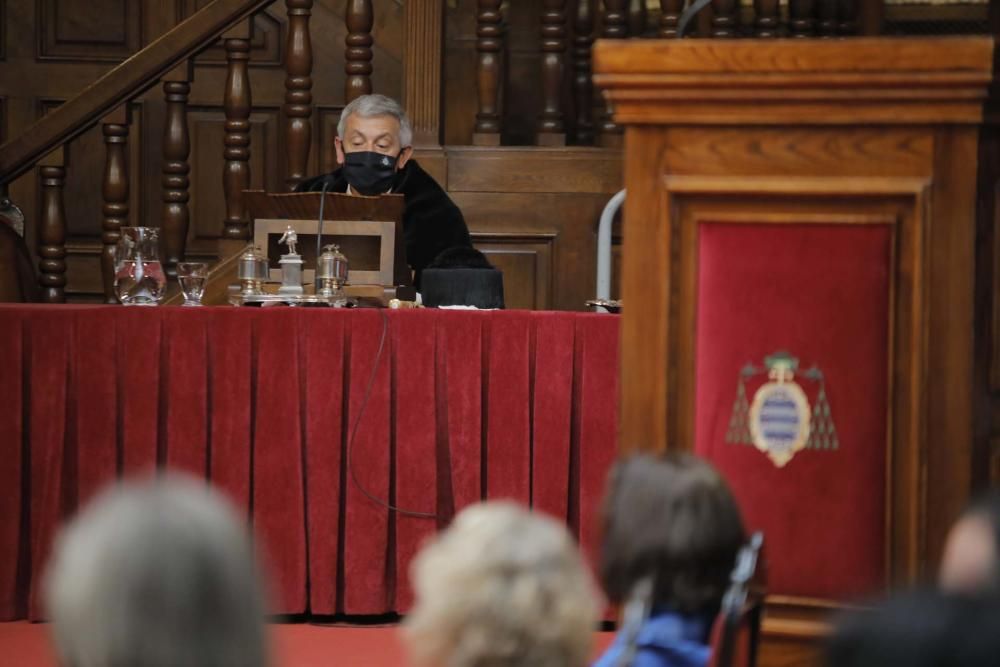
top-left (315, 180), bottom-right (331, 277)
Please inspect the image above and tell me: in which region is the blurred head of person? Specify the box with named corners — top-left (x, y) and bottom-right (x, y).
top-left (600, 452), bottom-right (746, 616)
top-left (939, 492), bottom-right (1000, 594)
top-left (404, 501), bottom-right (600, 667)
top-left (44, 474), bottom-right (268, 667)
top-left (825, 588), bottom-right (1000, 667)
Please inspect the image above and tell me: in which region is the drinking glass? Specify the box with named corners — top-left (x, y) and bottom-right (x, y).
top-left (114, 227), bottom-right (166, 306)
top-left (176, 262), bottom-right (208, 306)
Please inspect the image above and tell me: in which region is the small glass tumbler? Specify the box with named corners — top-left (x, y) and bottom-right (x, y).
top-left (176, 262), bottom-right (208, 306)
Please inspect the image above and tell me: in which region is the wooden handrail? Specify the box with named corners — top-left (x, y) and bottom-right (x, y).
top-left (0, 0), bottom-right (274, 185)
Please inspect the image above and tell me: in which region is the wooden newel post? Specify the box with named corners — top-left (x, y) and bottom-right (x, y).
top-left (285, 0), bottom-right (314, 190)
top-left (345, 0), bottom-right (374, 103)
top-left (473, 0), bottom-right (504, 146)
top-left (537, 0), bottom-right (568, 146)
top-left (38, 146), bottom-right (67, 303)
top-left (222, 21), bottom-right (252, 241)
top-left (162, 62), bottom-right (193, 278)
top-left (101, 106), bottom-right (130, 302)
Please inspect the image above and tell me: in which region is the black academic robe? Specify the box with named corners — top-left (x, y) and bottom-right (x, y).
top-left (295, 159), bottom-right (472, 289)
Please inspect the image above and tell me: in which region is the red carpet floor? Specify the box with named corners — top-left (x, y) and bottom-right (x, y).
top-left (0, 621), bottom-right (616, 666)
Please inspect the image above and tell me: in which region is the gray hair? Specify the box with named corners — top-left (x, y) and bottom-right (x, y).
top-left (44, 475), bottom-right (268, 667)
top-left (338, 93), bottom-right (413, 147)
top-left (405, 501), bottom-right (601, 667)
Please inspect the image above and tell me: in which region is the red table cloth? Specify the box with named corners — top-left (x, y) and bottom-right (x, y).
top-left (0, 305), bottom-right (620, 621)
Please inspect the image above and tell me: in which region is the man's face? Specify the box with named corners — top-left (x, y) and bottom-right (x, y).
top-left (335, 113), bottom-right (412, 169)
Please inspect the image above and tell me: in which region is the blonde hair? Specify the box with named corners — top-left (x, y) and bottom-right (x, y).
top-left (405, 501), bottom-right (600, 667)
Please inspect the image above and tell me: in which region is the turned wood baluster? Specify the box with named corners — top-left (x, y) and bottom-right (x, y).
top-left (659, 0), bottom-right (684, 38)
top-left (597, 0), bottom-right (626, 148)
top-left (572, 0), bottom-right (595, 145)
top-left (285, 0), bottom-right (314, 190)
top-left (162, 63), bottom-right (192, 278)
top-left (711, 0), bottom-right (738, 37)
top-left (473, 0), bottom-right (504, 146)
top-left (628, 0), bottom-right (647, 37)
top-left (817, 0), bottom-right (838, 36)
top-left (222, 24), bottom-right (252, 241)
top-left (101, 106), bottom-right (130, 301)
top-left (345, 0), bottom-right (373, 103)
top-left (38, 147), bottom-right (67, 303)
top-left (537, 0), bottom-right (568, 146)
top-left (789, 0), bottom-right (817, 36)
top-left (754, 0), bottom-right (780, 36)
top-left (838, 0), bottom-right (857, 34)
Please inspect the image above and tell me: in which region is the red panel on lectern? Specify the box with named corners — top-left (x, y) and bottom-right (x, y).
top-left (694, 223), bottom-right (891, 599)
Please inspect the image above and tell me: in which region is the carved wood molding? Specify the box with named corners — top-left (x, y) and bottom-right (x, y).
top-left (593, 38), bottom-right (994, 125)
top-left (403, 0), bottom-right (444, 147)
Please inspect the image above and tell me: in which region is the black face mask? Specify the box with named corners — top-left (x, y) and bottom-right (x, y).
top-left (342, 151), bottom-right (399, 196)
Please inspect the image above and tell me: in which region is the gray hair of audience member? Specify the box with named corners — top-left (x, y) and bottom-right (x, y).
top-left (404, 501), bottom-right (601, 667)
top-left (43, 474), bottom-right (268, 667)
top-left (337, 93), bottom-right (413, 147)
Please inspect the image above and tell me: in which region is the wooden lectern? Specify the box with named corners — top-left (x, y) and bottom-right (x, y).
top-left (594, 37), bottom-right (994, 664)
top-left (244, 190), bottom-right (410, 288)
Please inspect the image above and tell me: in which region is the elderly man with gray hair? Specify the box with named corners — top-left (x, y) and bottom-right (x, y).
top-left (43, 475), bottom-right (269, 667)
top-left (296, 93), bottom-right (472, 289)
top-left (404, 501), bottom-right (601, 667)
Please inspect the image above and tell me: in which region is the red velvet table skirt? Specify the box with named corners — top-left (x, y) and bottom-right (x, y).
top-left (0, 305), bottom-right (620, 621)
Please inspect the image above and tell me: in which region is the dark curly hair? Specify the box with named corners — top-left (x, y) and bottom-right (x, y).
top-left (599, 452), bottom-right (746, 615)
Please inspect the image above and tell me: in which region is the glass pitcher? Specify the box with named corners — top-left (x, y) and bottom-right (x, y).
top-left (114, 227), bottom-right (166, 306)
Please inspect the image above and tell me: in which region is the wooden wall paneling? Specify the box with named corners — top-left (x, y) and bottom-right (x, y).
top-left (176, 1), bottom-right (283, 66)
top-left (188, 106), bottom-right (279, 256)
top-left (316, 106), bottom-right (343, 176)
top-left (445, 147), bottom-right (622, 312)
top-left (446, 146), bottom-right (622, 194)
top-left (471, 232), bottom-right (555, 310)
top-left (37, 0), bottom-right (143, 62)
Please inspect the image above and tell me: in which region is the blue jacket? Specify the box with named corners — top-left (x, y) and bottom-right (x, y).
top-left (593, 609), bottom-right (714, 667)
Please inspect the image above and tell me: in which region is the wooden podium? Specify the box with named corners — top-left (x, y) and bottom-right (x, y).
top-left (594, 37), bottom-right (994, 664)
top-left (244, 190), bottom-right (410, 289)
